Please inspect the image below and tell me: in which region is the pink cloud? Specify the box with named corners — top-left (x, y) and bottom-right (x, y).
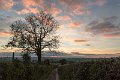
top-left (40, 3), bottom-right (62, 17)
top-left (50, 7), bottom-right (62, 16)
top-left (103, 32), bottom-right (120, 38)
top-left (17, 0), bottom-right (43, 14)
top-left (20, 0), bottom-right (62, 16)
top-left (60, 0), bottom-right (90, 15)
top-left (88, 0), bottom-right (106, 6)
top-left (68, 21), bottom-right (82, 28)
top-left (22, 0), bottom-right (43, 8)
top-left (17, 7), bottom-right (39, 14)
top-left (56, 15), bottom-right (71, 21)
top-left (0, 0), bottom-right (14, 10)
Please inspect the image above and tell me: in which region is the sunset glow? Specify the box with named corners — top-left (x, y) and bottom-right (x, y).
top-left (0, 0), bottom-right (120, 54)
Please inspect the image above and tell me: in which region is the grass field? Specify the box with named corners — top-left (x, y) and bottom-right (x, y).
top-left (0, 61), bottom-right (57, 80)
top-left (58, 58), bottom-right (120, 80)
top-left (0, 57), bottom-right (120, 80)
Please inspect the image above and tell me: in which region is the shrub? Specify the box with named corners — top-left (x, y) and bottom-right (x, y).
top-left (43, 59), bottom-right (50, 65)
top-left (21, 53), bottom-right (31, 64)
top-left (59, 59), bottom-right (67, 65)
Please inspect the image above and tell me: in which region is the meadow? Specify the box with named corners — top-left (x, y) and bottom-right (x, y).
top-left (0, 57), bottom-right (120, 80)
top-left (0, 61), bottom-right (57, 80)
top-left (58, 58), bottom-right (120, 80)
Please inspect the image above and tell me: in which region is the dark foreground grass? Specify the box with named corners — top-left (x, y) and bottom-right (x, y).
top-left (58, 58), bottom-right (120, 80)
top-left (1, 58), bottom-right (120, 80)
top-left (0, 61), bottom-right (56, 80)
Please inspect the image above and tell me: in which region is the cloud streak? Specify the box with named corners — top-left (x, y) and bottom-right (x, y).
top-left (0, 29), bottom-right (11, 37)
top-left (74, 39), bottom-right (88, 42)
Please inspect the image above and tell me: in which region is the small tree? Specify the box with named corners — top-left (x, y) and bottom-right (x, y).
top-left (21, 53), bottom-right (31, 64)
top-left (6, 11), bottom-right (59, 63)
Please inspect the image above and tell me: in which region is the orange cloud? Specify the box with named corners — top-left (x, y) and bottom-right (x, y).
top-left (0, 31), bottom-right (11, 37)
top-left (59, 47), bottom-right (120, 54)
top-left (74, 40), bottom-right (88, 42)
top-left (0, 0), bottom-right (14, 10)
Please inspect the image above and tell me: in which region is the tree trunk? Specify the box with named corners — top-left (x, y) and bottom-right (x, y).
top-left (37, 49), bottom-right (42, 63)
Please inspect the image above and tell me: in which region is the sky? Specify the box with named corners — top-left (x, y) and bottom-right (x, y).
top-left (0, 0), bottom-right (120, 54)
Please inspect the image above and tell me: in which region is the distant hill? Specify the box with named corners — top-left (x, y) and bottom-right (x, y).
top-left (0, 52), bottom-right (120, 58)
top-left (42, 51), bottom-right (71, 57)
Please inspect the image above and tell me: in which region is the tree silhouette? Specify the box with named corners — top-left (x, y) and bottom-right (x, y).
top-left (6, 11), bottom-right (59, 63)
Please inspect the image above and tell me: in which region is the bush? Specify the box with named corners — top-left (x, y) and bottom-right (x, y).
top-left (21, 53), bottom-right (31, 64)
top-left (59, 59), bottom-right (67, 65)
top-left (43, 59), bottom-right (50, 65)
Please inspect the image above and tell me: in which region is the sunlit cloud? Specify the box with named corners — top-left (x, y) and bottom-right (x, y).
top-left (0, 30), bottom-right (11, 37)
top-left (49, 7), bottom-right (62, 17)
top-left (0, 47), bottom-right (21, 52)
top-left (0, 0), bottom-right (14, 10)
top-left (68, 21), bottom-right (82, 28)
top-left (41, 2), bottom-right (62, 17)
top-left (59, 47), bottom-right (120, 54)
top-left (0, 0), bottom-right (120, 54)
top-left (22, 0), bottom-right (43, 8)
top-left (17, 7), bottom-right (39, 14)
top-left (16, 0), bottom-right (43, 14)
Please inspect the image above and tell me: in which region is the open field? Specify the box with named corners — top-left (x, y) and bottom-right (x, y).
top-left (0, 57), bottom-right (120, 80)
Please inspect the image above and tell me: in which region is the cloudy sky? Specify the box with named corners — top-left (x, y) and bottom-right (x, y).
top-left (0, 0), bottom-right (120, 54)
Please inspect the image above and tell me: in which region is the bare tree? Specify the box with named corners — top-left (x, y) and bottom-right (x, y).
top-left (6, 11), bottom-right (59, 63)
